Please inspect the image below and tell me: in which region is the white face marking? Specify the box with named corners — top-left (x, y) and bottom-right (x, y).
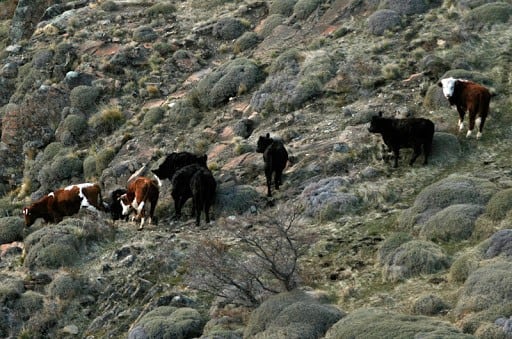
top-left (120, 200), bottom-right (132, 215)
top-left (440, 77), bottom-right (456, 98)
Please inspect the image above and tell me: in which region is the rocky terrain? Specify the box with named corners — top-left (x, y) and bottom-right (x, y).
top-left (1, 0), bottom-right (512, 338)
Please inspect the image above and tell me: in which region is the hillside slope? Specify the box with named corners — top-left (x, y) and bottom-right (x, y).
top-left (1, 0), bottom-right (512, 337)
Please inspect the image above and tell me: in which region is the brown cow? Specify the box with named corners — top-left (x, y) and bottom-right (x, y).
top-left (119, 175), bottom-right (161, 230)
top-left (438, 77), bottom-right (492, 139)
top-left (22, 183), bottom-right (105, 227)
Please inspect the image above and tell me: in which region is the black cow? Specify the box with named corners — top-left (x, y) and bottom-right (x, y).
top-left (368, 112), bottom-right (435, 168)
top-left (256, 133), bottom-right (289, 197)
top-left (152, 152), bottom-right (207, 181)
top-left (171, 163), bottom-right (204, 221)
top-left (109, 188), bottom-right (128, 221)
top-left (190, 167), bottom-right (217, 226)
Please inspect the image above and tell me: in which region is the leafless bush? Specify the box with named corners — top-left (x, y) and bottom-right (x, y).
top-left (185, 205), bottom-right (315, 307)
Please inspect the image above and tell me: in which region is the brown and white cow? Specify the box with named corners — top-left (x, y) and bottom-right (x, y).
top-left (119, 175), bottom-right (161, 230)
top-left (22, 183), bottom-right (105, 227)
top-left (438, 77), bottom-right (492, 139)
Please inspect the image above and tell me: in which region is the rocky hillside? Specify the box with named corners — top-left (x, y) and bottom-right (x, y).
top-left (1, 0), bottom-right (512, 337)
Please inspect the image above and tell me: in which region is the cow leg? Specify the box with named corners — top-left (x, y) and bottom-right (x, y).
top-left (205, 203), bottom-right (211, 224)
top-left (392, 148), bottom-right (400, 168)
top-left (476, 116), bottom-right (486, 139)
top-left (265, 168), bottom-right (273, 197)
top-left (456, 106), bottom-right (466, 132)
top-left (466, 114), bottom-right (476, 138)
top-left (409, 144), bottom-right (422, 166)
top-left (275, 169), bottom-right (283, 190)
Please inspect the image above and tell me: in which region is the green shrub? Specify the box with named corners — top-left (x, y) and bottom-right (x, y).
top-left (131, 307), bottom-right (205, 338)
top-left (378, 232), bottom-right (413, 262)
top-left (168, 98), bottom-right (203, 128)
top-left (42, 142), bottom-right (65, 162)
top-left (381, 63), bottom-right (401, 80)
top-left (69, 85), bottom-right (100, 113)
top-left (143, 107), bottom-right (165, 128)
top-left (270, 0), bottom-right (298, 16)
top-left (0, 217), bottom-right (25, 244)
top-left (100, 0), bottom-right (119, 11)
top-left (464, 2), bottom-right (512, 27)
top-left (48, 273), bottom-right (82, 300)
top-left (293, 0), bottom-right (323, 20)
top-left (89, 105), bottom-right (125, 134)
top-left (192, 58), bottom-right (263, 109)
top-left (83, 155), bottom-right (97, 180)
top-left (14, 291), bottom-right (44, 320)
top-left (61, 114), bottom-right (87, 138)
top-left (258, 14), bottom-right (285, 38)
top-left (213, 17), bottom-right (249, 40)
top-left (234, 32), bottom-right (261, 54)
top-left (485, 188), bottom-right (512, 221)
top-left (449, 251), bottom-right (481, 283)
top-left (153, 42), bottom-right (175, 57)
top-left (96, 147), bottom-right (116, 175)
top-left (144, 2), bottom-right (176, 17)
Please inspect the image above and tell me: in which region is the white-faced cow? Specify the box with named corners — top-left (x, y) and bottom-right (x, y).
top-left (368, 112), bottom-right (435, 168)
top-left (438, 77), bottom-right (492, 139)
top-left (22, 183), bottom-right (105, 227)
top-left (119, 175), bottom-right (161, 230)
top-left (256, 133), bottom-right (288, 197)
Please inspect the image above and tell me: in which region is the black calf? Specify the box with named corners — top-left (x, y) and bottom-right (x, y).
top-left (110, 188), bottom-right (128, 221)
top-left (152, 151), bottom-right (207, 181)
top-left (256, 133), bottom-right (289, 197)
top-left (368, 112), bottom-right (435, 168)
top-left (190, 167), bottom-right (216, 226)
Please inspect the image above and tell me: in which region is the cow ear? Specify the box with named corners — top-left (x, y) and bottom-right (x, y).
top-left (437, 81), bottom-right (442, 87)
top-left (378, 111), bottom-right (383, 117)
top-left (266, 133), bottom-right (270, 138)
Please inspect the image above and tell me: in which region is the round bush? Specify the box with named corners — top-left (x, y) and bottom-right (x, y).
top-left (88, 105), bottom-right (125, 135)
top-left (23, 226), bottom-right (81, 269)
top-left (269, 0), bottom-right (298, 16)
top-left (420, 204), bottom-right (484, 242)
top-left (100, 0), bottom-right (119, 11)
top-left (455, 261), bottom-right (512, 317)
top-left (168, 98), bottom-right (203, 128)
top-left (0, 217), bottom-right (25, 244)
top-left (483, 229), bottom-right (512, 259)
top-left (96, 147), bottom-right (116, 175)
top-left (258, 14), bottom-right (285, 38)
top-left (133, 26), bottom-right (158, 43)
top-left (379, 0), bottom-right (441, 15)
top-left (378, 232), bottom-right (413, 262)
top-left (411, 294), bottom-right (449, 316)
top-left (367, 9), bottom-right (401, 36)
top-left (48, 273), bottom-right (82, 299)
top-left (144, 2), bottom-right (176, 17)
top-left (143, 107), bottom-right (165, 128)
top-left (449, 251), bottom-right (481, 283)
top-left (398, 175), bottom-right (497, 232)
top-left (215, 183), bottom-right (260, 215)
top-left (14, 291), bottom-right (44, 320)
top-left (83, 154), bottom-right (98, 179)
top-left (325, 307), bottom-right (469, 338)
top-left (212, 17), bottom-right (248, 40)
top-left (129, 306), bottom-right (205, 339)
top-left (234, 32), bottom-right (261, 53)
top-left (70, 85), bottom-right (100, 113)
top-left (381, 240), bottom-right (450, 282)
top-left (293, 0), bottom-right (323, 20)
top-left (485, 188), bottom-right (512, 221)
top-left (464, 2), bottom-right (512, 28)
top-left (193, 58), bottom-right (264, 109)
top-left (244, 290), bottom-right (345, 338)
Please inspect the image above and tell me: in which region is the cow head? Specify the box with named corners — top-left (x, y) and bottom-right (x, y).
top-left (22, 207), bottom-right (35, 227)
top-left (256, 133), bottom-right (273, 153)
top-left (438, 77), bottom-right (457, 99)
top-left (368, 111), bottom-right (386, 134)
top-left (119, 193), bottom-right (133, 216)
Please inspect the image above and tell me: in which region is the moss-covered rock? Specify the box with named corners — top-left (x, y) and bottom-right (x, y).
top-left (464, 2), bottom-right (512, 28)
top-left (380, 240), bottom-right (450, 282)
top-left (234, 32), bottom-right (261, 54)
top-left (269, 0), bottom-right (298, 16)
top-left (429, 132), bottom-right (461, 165)
top-left (483, 229), bottom-right (512, 259)
top-left (128, 306), bottom-right (205, 339)
top-left (216, 183), bottom-right (260, 216)
top-left (258, 14), bottom-right (285, 38)
top-left (379, 0), bottom-right (442, 14)
top-left (484, 188), bottom-right (512, 221)
top-left (325, 307), bottom-right (472, 338)
top-left (293, 0), bottom-right (323, 20)
top-left (0, 216), bottom-right (25, 244)
top-left (411, 294), bottom-right (450, 316)
top-left (244, 290), bottom-right (345, 338)
top-left (213, 17), bottom-right (249, 40)
top-left (449, 250), bottom-right (482, 283)
top-left (377, 232), bottom-right (413, 262)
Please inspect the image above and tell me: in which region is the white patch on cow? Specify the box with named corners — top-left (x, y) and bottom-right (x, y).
top-left (65, 183), bottom-right (94, 191)
top-left (48, 192), bottom-right (55, 197)
top-left (139, 217), bottom-right (145, 230)
top-left (475, 117), bottom-right (482, 129)
top-left (466, 130), bottom-right (473, 138)
top-left (440, 77), bottom-right (456, 98)
top-left (135, 201), bottom-right (145, 215)
top-left (120, 199), bottom-right (132, 216)
top-left (458, 120), bottom-right (464, 131)
top-left (477, 131), bottom-right (482, 139)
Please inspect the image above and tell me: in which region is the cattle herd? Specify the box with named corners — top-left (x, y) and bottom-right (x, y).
top-left (21, 77), bottom-right (494, 229)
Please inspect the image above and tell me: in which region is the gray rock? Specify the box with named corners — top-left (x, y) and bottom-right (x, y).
top-left (367, 9), bottom-right (401, 36)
